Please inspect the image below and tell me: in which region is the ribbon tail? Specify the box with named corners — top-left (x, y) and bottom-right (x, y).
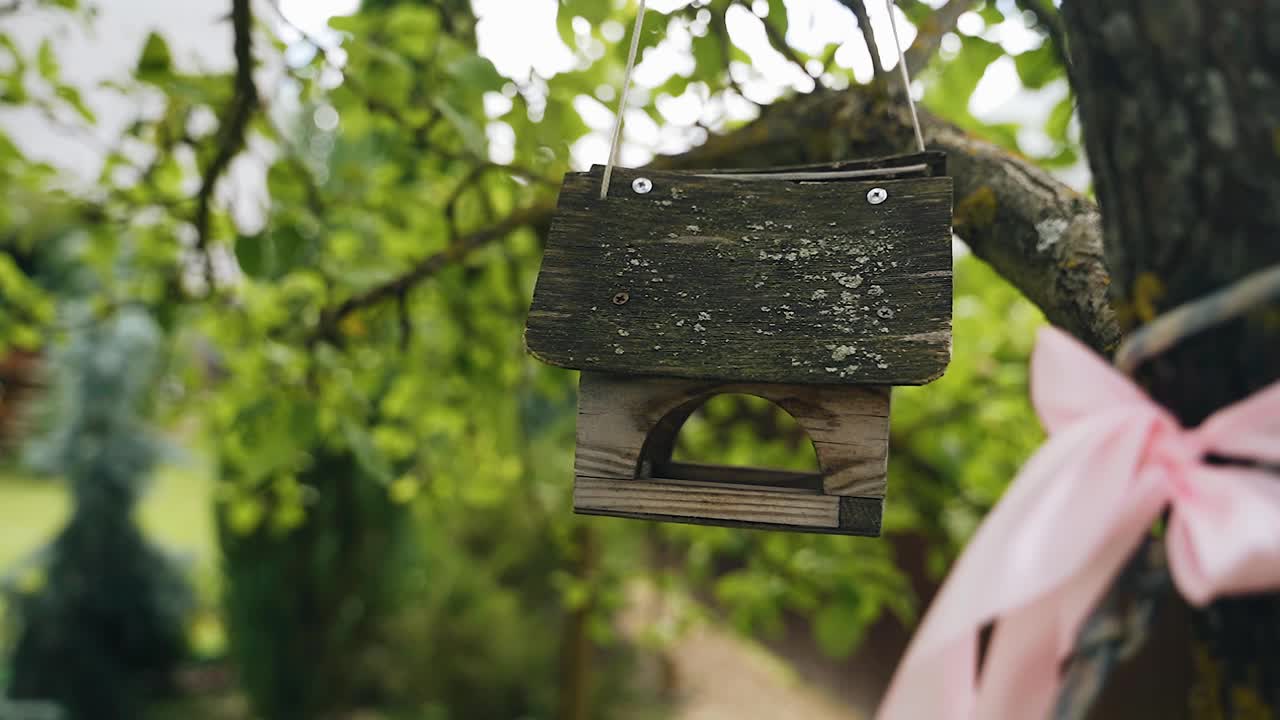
top-left (974, 475), bottom-right (1167, 717)
top-left (876, 410), bottom-right (1168, 720)
top-left (877, 641), bottom-right (977, 720)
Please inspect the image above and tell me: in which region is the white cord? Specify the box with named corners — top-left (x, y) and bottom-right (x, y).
top-left (601, 0), bottom-right (923, 198)
top-left (885, 0), bottom-right (926, 152)
top-left (600, 0), bottom-right (647, 200)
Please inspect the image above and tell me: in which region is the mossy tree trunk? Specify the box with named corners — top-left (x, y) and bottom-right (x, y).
top-left (1062, 1), bottom-right (1280, 716)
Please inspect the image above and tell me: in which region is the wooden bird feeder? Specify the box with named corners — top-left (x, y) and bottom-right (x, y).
top-left (525, 152), bottom-right (953, 536)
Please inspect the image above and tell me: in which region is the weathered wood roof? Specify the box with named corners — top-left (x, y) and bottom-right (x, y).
top-left (526, 153), bottom-right (953, 385)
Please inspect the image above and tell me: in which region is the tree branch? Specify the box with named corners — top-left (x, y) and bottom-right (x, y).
top-left (935, 122), bottom-right (1118, 352)
top-left (713, 6), bottom-right (751, 99)
top-left (194, 0), bottom-right (259, 283)
top-left (904, 0), bottom-right (978, 75)
top-left (318, 202), bottom-right (554, 336)
top-left (748, 1), bottom-right (811, 84)
top-left (835, 0), bottom-right (886, 78)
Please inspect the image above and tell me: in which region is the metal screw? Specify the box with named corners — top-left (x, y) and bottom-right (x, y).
top-left (612, 292), bottom-right (630, 305)
top-left (632, 177), bottom-right (653, 194)
top-left (867, 187), bottom-right (888, 205)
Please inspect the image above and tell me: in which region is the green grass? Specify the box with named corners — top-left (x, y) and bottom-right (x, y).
top-left (0, 459), bottom-right (219, 591)
top-left (0, 470), bottom-right (66, 571)
top-left (0, 456), bottom-right (225, 684)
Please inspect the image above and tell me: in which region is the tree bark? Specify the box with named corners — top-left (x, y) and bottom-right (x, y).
top-left (1062, 0), bottom-right (1280, 715)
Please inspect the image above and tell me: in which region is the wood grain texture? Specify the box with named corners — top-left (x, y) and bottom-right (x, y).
top-left (574, 476), bottom-right (839, 528)
top-left (649, 462), bottom-right (823, 492)
top-left (575, 481), bottom-right (884, 536)
top-left (575, 372), bottom-right (890, 499)
top-left (650, 93), bottom-right (1119, 355)
top-left (527, 165), bottom-right (953, 385)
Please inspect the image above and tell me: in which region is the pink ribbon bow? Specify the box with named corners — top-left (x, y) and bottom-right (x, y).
top-left (876, 326), bottom-right (1280, 720)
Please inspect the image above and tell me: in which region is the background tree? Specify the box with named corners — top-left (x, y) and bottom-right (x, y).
top-left (1053, 2), bottom-right (1280, 716)
top-left (7, 307), bottom-right (191, 720)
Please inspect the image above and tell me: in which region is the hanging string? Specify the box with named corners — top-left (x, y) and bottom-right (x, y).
top-left (601, 0), bottom-right (647, 200)
top-left (601, 0), bottom-right (926, 198)
top-left (884, 0), bottom-right (926, 153)
top-left (1114, 263), bottom-right (1280, 374)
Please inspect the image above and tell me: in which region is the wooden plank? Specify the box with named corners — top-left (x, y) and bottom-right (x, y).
top-left (574, 475), bottom-right (839, 528)
top-left (574, 479), bottom-right (884, 536)
top-left (650, 462), bottom-right (824, 492)
top-left (575, 372), bottom-right (890, 498)
top-left (526, 166), bottom-right (953, 385)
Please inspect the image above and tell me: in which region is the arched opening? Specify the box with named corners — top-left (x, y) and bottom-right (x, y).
top-left (637, 393), bottom-right (823, 493)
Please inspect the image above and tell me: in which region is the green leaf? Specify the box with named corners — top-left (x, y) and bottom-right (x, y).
top-left (691, 32), bottom-right (723, 79)
top-left (153, 152), bottom-right (185, 196)
top-left (1039, 144), bottom-right (1079, 168)
top-left (327, 13), bottom-right (369, 34)
top-left (235, 233), bottom-right (267, 279)
top-left (559, 0), bottom-right (611, 26)
top-left (899, 1), bottom-right (933, 24)
top-left (635, 7), bottom-right (669, 56)
top-left (54, 84), bottom-right (94, 122)
top-left (386, 5), bottom-right (441, 58)
top-left (922, 36), bottom-right (1003, 122)
top-left (977, 2), bottom-right (1003, 25)
top-left (816, 41), bottom-right (841, 69)
top-left (556, 7), bottom-right (576, 49)
top-left (136, 31), bottom-right (172, 81)
top-left (37, 38), bottom-right (58, 81)
top-left (386, 4), bottom-right (441, 38)
top-left (342, 418), bottom-right (395, 484)
top-left (814, 603), bottom-right (865, 658)
top-left (235, 227), bottom-right (311, 281)
top-left (0, 34), bottom-right (22, 66)
top-left (765, 0), bottom-right (788, 37)
top-left (0, 74), bottom-right (26, 103)
top-left (432, 96), bottom-right (487, 156)
top-left (446, 55), bottom-right (505, 94)
top-left (361, 47), bottom-right (413, 106)
top-left (1046, 94), bottom-right (1075, 143)
top-left (1014, 44), bottom-right (1061, 90)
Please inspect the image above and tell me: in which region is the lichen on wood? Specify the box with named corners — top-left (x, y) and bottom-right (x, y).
top-left (527, 166), bottom-right (953, 386)
top-left (655, 88), bottom-right (1121, 354)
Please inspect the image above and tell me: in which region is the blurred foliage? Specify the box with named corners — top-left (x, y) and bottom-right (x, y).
top-left (918, 0), bottom-right (1078, 168)
top-left (889, 256), bottom-right (1045, 562)
top-left (0, 0), bottom-right (1075, 717)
